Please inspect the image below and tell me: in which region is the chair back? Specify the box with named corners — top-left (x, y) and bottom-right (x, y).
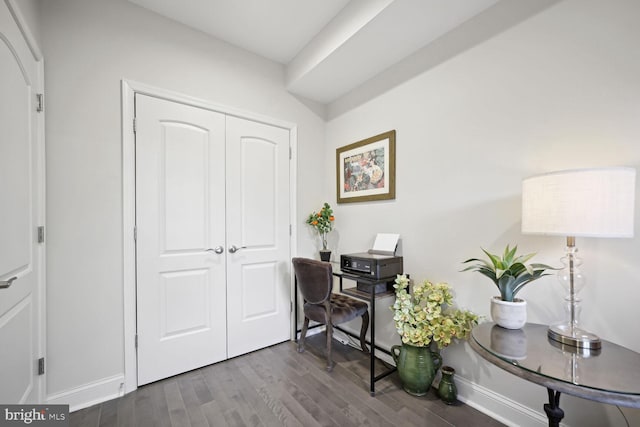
top-left (292, 257), bottom-right (333, 304)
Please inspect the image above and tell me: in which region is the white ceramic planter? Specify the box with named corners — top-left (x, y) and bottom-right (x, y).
top-left (490, 296), bottom-right (527, 329)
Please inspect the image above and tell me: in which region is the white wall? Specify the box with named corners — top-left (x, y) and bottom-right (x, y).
top-left (39, 0), bottom-right (325, 407)
top-left (326, 0), bottom-right (640, 426)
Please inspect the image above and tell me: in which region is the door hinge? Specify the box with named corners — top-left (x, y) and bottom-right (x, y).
top-left (289, 224), bottom-right (292, 236)
top-left (36, 94), bottom-right (44, 112)
top-left (133, 117), bottom-right (137, 133)
top-left (290, 301), bottom-right (293, 313)
top-left (133, 226), bottom-right (137, 242)
top-left (289, 147), bottom-right (292, 160)
top-left (37, 226), bottom-right (45, 243)
top-left (135, 334), bottom-right (138, 349)
top-left (38, 357), bottom-right (45, 375)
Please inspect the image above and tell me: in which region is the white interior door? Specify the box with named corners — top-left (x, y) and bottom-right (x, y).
top-left (135, 94), bottom-right (227, 385)
top-left (226, 116), bottom-right (291, 358)
top-left (0, 2), bottom-right (44, 403)
top-left (135, 94), bottom-right (292, 384)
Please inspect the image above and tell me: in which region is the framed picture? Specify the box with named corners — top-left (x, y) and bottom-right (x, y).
top-left (336, 130), bottom-right (396, 204)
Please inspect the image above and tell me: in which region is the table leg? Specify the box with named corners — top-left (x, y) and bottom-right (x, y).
top-left (370, 285), bottom-right (375, 396)
top-left (543, 388), bottom-right (564, 427)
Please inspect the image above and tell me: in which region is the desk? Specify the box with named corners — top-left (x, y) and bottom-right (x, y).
top-left (294, 265), bottom-right (397, 396)
top-left (470, 323), bottom-right (640, 426)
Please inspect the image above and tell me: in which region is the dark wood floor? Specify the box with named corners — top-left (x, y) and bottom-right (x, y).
top-left (70, 334), bottom-right (505, 426)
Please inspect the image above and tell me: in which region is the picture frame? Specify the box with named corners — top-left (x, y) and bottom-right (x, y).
top-left (336, 130), bottom-right (396, 204)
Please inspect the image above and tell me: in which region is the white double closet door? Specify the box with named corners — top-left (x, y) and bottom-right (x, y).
top-left (135, 94), bottom-right (291, 385)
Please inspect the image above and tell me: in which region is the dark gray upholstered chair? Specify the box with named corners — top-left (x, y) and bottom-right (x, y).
top-left (292, 257), bottom-right (370, 371)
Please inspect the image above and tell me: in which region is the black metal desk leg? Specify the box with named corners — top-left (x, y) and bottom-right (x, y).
top-left (543, 389), bottom-right (564, 427)
top-left (294, 276), bottom-right (297, 341)
top-left (369, 286), bottom-right (375, 396)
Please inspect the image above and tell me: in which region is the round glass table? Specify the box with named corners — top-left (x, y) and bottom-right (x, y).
top-left (470, 323), bottom-right (640, 426)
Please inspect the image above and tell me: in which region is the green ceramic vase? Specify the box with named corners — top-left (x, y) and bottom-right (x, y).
top-left (391, 343), bottom-right (442, 396)
top-left (438, 366), bottom-right (457, 405)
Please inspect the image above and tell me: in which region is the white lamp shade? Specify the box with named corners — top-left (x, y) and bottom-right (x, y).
top-left (522, 167), bottom-right (636, 238)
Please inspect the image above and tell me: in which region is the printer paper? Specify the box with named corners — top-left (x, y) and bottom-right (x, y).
top-left (369, 233), bottom-right (399, 255)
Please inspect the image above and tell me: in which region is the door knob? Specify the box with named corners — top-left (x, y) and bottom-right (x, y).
top-left (228, 245), bottom-right (246, 253)
top-left (206, 246), bottom-right (224, 254)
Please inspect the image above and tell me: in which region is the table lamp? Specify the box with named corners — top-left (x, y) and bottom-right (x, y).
top-left (521, 167), bottom-right (636, 350)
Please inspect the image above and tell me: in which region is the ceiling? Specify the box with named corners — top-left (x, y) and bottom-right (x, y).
top-left (127, 0), bottom-right (552, 106)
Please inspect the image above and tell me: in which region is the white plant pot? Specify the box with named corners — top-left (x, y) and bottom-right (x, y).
top-left (490, 296), bottom-right (527, 329)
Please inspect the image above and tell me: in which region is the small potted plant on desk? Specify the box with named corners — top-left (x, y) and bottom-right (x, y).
top-left (391, 274), bottom-right (478, 399)
top-left (306, 202), bottom-right (334, 261)
top-left (461, 244), bottom-right (555, 329)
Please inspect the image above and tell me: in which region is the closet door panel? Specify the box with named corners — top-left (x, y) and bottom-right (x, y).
top-left (135, 94), bottom-right (227, 386)
top-left (225, 116), bottom-right (291, 358)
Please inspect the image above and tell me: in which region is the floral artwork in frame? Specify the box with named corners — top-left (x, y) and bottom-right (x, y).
top-left (336, 130), bottom-right (396, 203)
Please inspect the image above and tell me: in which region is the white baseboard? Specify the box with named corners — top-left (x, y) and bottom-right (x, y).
top-left (46, 374), bottom-right (125, 412)
top-left (454, 375), bottom-right (554, 427)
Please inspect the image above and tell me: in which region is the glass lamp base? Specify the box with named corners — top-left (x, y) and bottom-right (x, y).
top-left (547, 324), bottom-right (602, 350)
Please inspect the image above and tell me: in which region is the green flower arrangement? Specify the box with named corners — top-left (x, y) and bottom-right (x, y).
top-left (305, 202), bottom-right (334, 250)
top-left (391, 274), bottom-right (478, 349)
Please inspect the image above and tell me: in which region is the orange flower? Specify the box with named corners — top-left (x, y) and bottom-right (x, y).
top-left (311, 220), bottom-right (318, 225)
top-left (329, 216), bottom-right (335, 221)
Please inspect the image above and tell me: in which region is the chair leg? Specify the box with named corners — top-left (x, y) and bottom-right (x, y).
top-left (298, 317), bottom-right (309, 353)
top-left (325, 321), bottom-right (335, 372)
top-left (359, 310), bottom-right (370, 353)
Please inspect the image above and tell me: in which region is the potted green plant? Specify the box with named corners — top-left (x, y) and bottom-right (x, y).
top-left (461, 244), bottom-right (554, 329)
top-left (390, 274), bottom-right (478, 396)
top-left (305, 202), bottom-right (334, 261)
